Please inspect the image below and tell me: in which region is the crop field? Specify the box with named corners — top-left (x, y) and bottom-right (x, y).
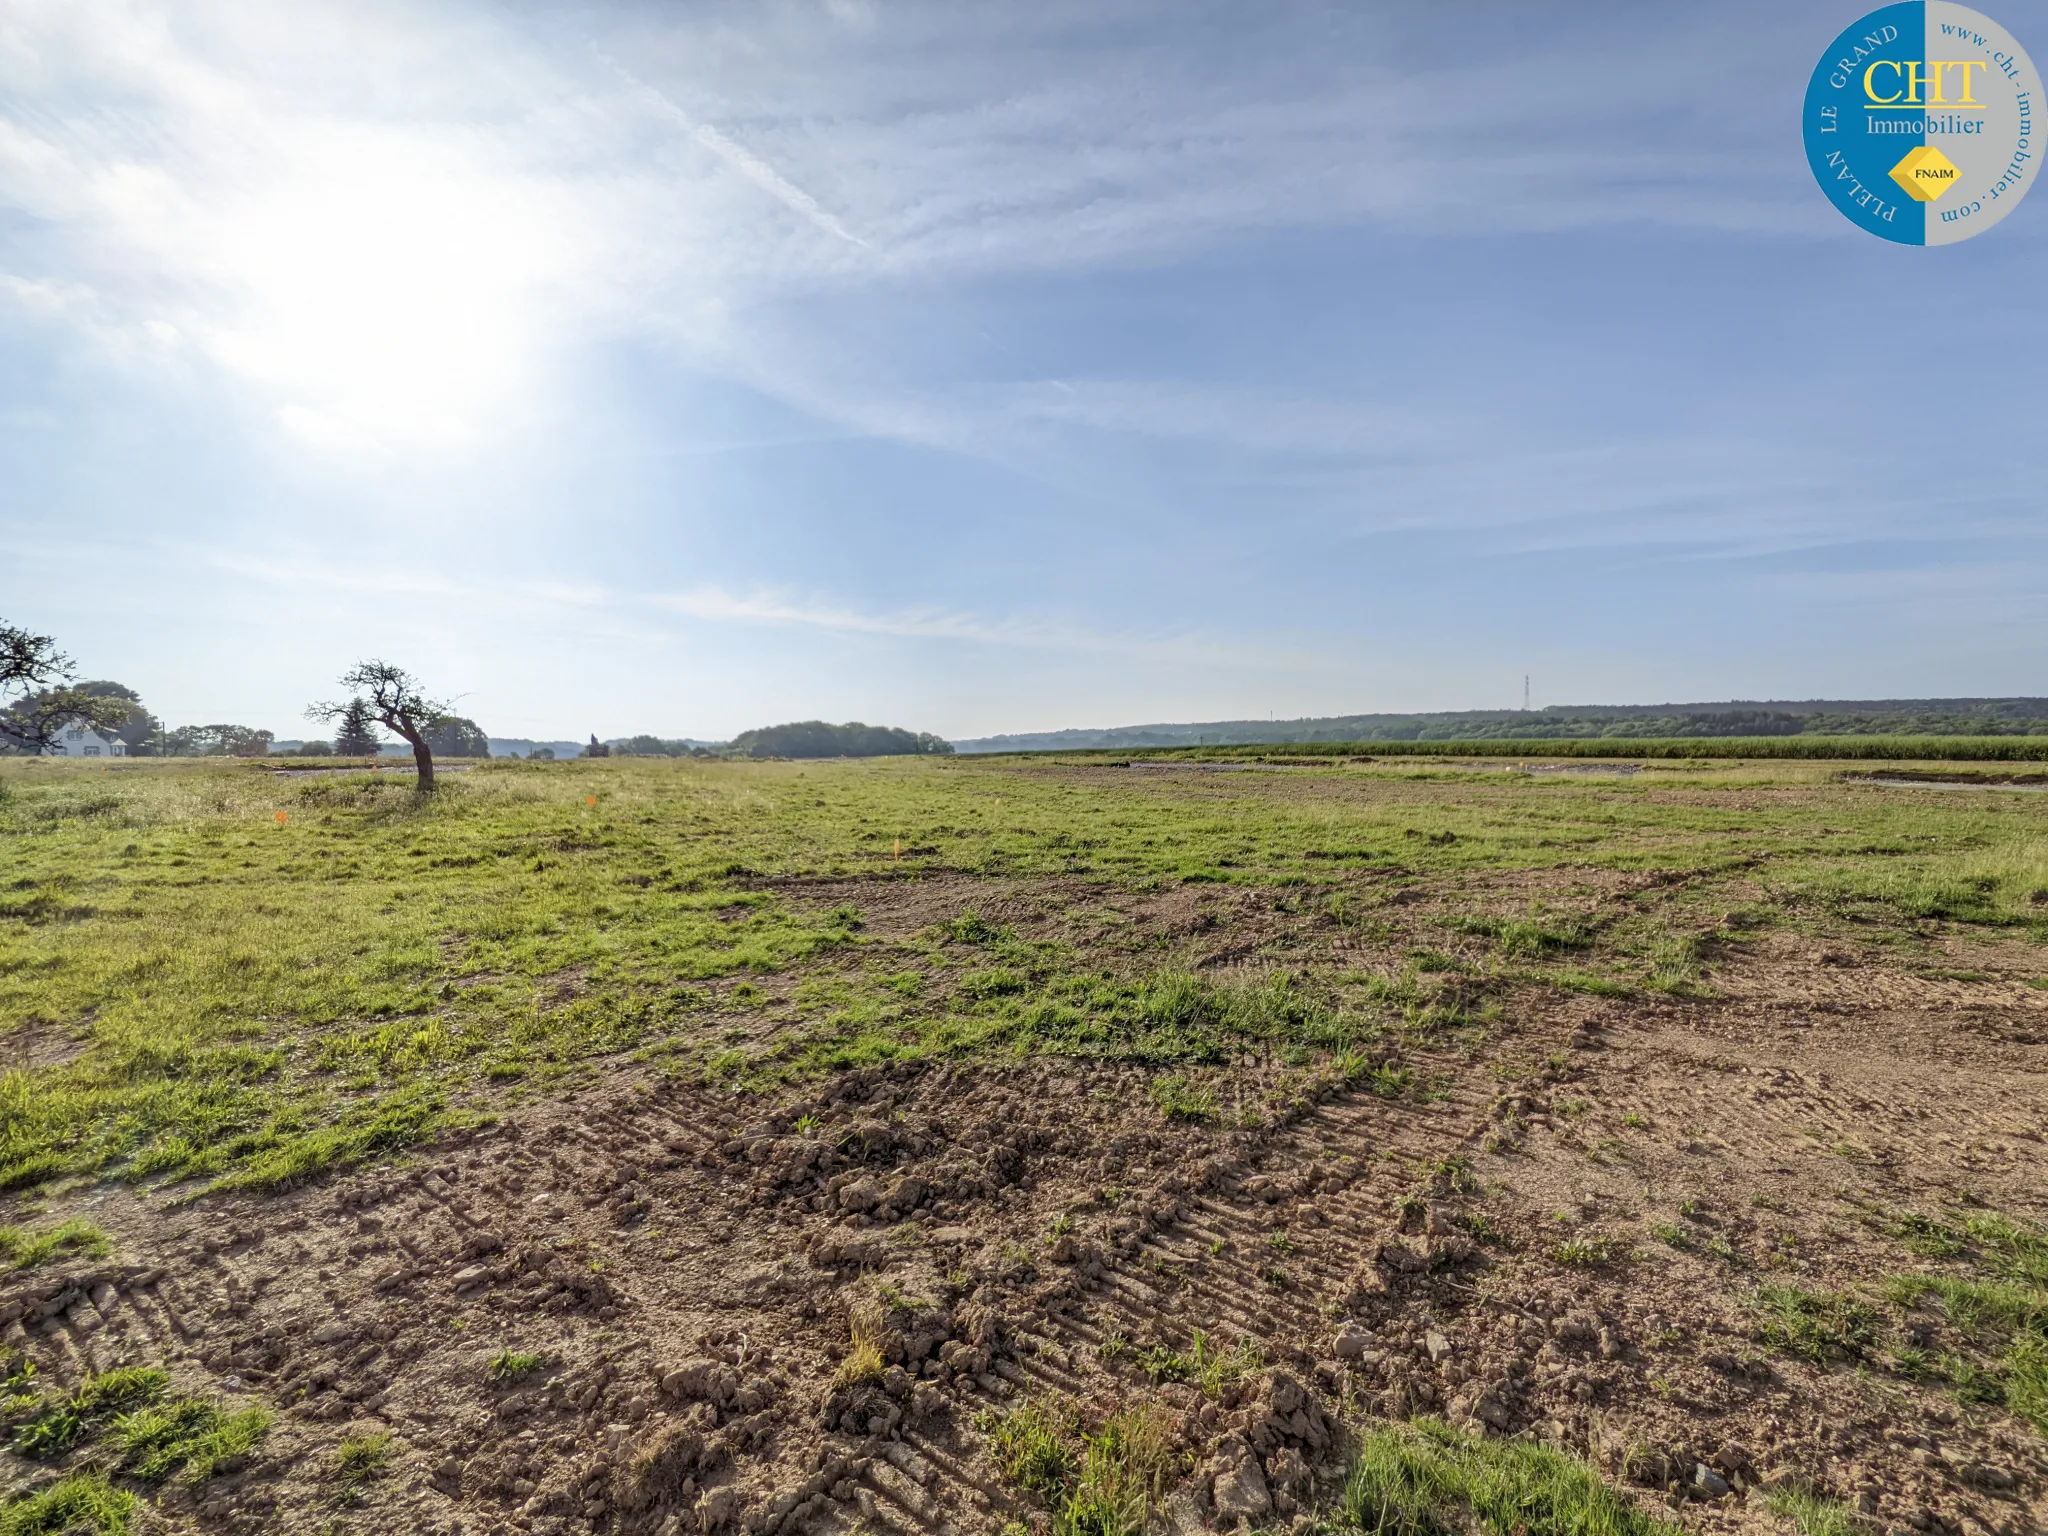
top-left (0, 752), bottom-right (2045, 1536)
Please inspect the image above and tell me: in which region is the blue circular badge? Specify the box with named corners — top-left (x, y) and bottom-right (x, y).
top-left (1804, 3), bottom-right (2040, 243)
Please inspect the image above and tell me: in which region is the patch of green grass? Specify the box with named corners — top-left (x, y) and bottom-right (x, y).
top-left (0, 1471), bottom-right (135, 1536)
top-left (0, 1219), bottom-right (110, 1272)
top-left (8, 755), bottom-right (2048, 1191)
top-left (1762, 1482), bottom-right (1861, 1536)
top-left (1642, 934), bottom-right (1711, 996)
top-left (1550, 1238), bottom-right (1615, 1268)
top-left (989, 1400), bottom-right (1077, 1503)
top-left (2007, 1331), bottom-right (2048, 1430)
top-left (1058, 1404), bottom-right (1176, 1536)
top-left (1752, 1284), bottom-right (1879, 1364)
top-left (6, 1368), bottom-right (263, 1492)
top-left (334, 1430), bottom-right (392, 1502)
top-left (109, 1395), bottom-right (270, 1483)
top-left (1338, 1418), bottom-right (1673, 1536)
top-left (1186, 1330), bottom-right (1261, 1394)
top-left (1146, 1073), bottom-right (1215, 1122)
top-left (1882, 1271), bottom-right (2048, 1428)
top-left (1957, 1210), bottom-right (2048, 1289)
top-left (1883, 1273), bottom-right (2044, 1339)
top-left (10, 1368), bottom-right (168, 1460)
top-left (1551, 971), bottom-right (1631, 998)
top-left (488, 1351), bottom-right (549, 1382)
top-left (988, 1398), bottom-right (1176, 1536)
top-left (1449, 914), bottom-right (1594, 959)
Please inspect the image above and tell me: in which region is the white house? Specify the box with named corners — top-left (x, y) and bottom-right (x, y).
top-left (46, 721), bottom-right (127, 758)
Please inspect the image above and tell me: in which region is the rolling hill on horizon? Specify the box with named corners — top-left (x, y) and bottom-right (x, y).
top-left (951, 697), bottom-right (2048, 753)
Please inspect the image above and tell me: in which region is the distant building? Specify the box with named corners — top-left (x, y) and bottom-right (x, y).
top-left (46, 721), bottom-right (127, 758)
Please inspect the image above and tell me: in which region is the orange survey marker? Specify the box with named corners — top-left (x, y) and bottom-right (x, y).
top-left (275, 811), bottom-right (288, 824)
top-left (587, 795), bottom-right (598, 807)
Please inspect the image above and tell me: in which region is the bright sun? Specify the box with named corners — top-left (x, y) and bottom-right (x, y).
top-left (204, 130), bottom-right (569, 450)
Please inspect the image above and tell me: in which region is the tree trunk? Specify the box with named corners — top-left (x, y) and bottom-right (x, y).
top-left (406, 732), bottom-right (436, 791)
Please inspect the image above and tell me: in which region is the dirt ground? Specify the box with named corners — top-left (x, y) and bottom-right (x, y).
top-left (4, 867), bottom-right (2046, 1536)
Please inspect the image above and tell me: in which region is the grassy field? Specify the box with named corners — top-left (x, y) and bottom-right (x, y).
top-left (2, 752), bottom-right (2044, 1200)
top-left (1137, 736), bottom-right (2048, 761)
top-left (4, 750), bottom-right (2048, 1536)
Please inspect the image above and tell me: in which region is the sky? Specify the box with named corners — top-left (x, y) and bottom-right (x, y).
top-left (4, 0), bottom-right (2047, 742)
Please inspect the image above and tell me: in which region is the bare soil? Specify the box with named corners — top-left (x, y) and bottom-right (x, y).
top-left (4, 871), bottom-right (2046, 1536)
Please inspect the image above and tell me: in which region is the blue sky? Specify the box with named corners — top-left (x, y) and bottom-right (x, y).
top-left (4, 0), bottom-right (2046, 741)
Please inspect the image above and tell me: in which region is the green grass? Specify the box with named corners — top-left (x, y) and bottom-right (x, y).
top-left (334, 1430), bottom-right (392, 1502)
top-left (9, 1368), bottom-right (168, 1459)
top-left (989, 1400), bottom-right (1077, 1503)
top-left (1338, 1419), bottom-right (1673, 1536)
top-left (1762, 1483), bottom-right (1861, 1536)
top-left (1145, 1072), bottom-right (1215, 1122)
top-left (986, 1400), bottom-right (1177, 1536)
top-left (5, 754), bottom-right (2047, 1193)
top-left (1133, 1329), bottom-right (1262, 1394)
top-left (0, 1219), bottom-right (109, 1271)
top-left (2, 1366), bottom-right (265, 1495)
top-left (1131, 736), bottom-right (2048, 761)
top-left (488, 1350), bottom-right (549, 1382)
top-left (0, 1472), bottom-right (135, 1536)
top-left (1752, 1285), bottom-right (1880, 1363)
top-left (109, 1395), bottom-right (270, 1482)
top-left (1551, 1238), bottom-right (1616, 1268)
top-left (1744, 1208), bottom-right (2048, 1432)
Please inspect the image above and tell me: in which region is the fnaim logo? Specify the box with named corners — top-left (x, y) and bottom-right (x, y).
top-left (1804, 2), bottom-right (2039, 243)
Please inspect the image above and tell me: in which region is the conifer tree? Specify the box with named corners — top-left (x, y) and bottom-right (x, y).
top-left (333, 697), bottom-right (380, 757)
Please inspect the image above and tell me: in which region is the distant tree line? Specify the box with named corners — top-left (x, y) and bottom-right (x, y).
top-left (957, 699), bottom-right (2048, 752)
top-left (608, 735), bottom-right (720, 757)
top-left (7, 619), bottom-right (946, 770)
top-left (728, 721), bottom-right (954, 759)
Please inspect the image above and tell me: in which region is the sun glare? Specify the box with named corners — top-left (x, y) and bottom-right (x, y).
top-left (205, 133), bottom-right (566, 449)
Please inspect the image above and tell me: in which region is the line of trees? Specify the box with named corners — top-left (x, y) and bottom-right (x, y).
top-left (1, 624), bottom-right (492, 791)
top-left (728, 721), bottom-right (954, 759)
top-left (8, 621), bottom-right (959, 781)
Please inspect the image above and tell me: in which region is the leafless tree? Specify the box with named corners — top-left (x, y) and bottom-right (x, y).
top-left (310, 660), bottom-right (450, 790)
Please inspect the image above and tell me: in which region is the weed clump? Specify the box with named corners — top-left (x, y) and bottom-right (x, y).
top-left (1339, 1419), bottom-right (1672, 1536)
top-left (989, 1400), bottom-right (1075, 1503)
top-left (110, 1396), bottom-right (269, 1483)
top-left (1752, 1285), bottom-right (1879, 1363)
top-left (334, 1430), bottom-right (392, 1503)
top-left (1551, 1237), bottom-right (1616, 1268)
top-left (832, 1298), bottom-right (887, 1389)
top-left (1135, 1330), bottom-right (1261, 1395)
top-left (11, 1368), bottom-right (168, 1460)
top-left (987, 1399), bottom-right (1177, 1536)
top-left (1146, 1073), bottom-right (1215, 1122)
top-left (489, 1351), bottom-right (550, 1383)
top-left (3, 1366), bottom-right (267, 1500)
top-left (1762, 1482), bottom-right (1861, 1536)
top-left (0, 1470), bottom-right (135, 1536)
top-left (0, 1220), bottom-right (110, 1272)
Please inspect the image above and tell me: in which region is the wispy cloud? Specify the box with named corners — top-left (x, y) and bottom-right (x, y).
top-left (0, 0), bottom-right (1817, 452)
top-left (599, 52), bottom-right (870, 250)
top-left (651, 584), bottom-right (1314, 669)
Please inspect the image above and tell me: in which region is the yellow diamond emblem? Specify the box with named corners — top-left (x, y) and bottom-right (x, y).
top-left (1890, 144), bottom-right (1960, 202)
